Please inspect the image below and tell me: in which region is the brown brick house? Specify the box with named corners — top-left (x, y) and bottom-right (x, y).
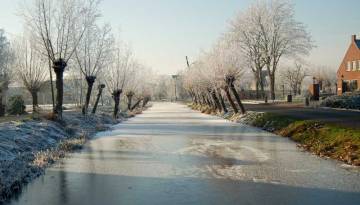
top-left (337, 35), bottom-right (360, 95)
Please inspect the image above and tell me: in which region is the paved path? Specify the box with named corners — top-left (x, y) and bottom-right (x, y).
top-left (244, 103), bottom-right (360, 128)
top-left (8, 102), bottom-right (360, 205)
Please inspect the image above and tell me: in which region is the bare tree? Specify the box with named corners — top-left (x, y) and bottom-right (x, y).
top-left (22, 0), bottom-right (100, 119)
top-left (215, 41), bottom-right (246, 114)
top-left (312, 65), bottom-right (337, 93)
top-left (0, 29), bottom-right (12, 116)
top-left (255, 0), bottom-right (313, 100)
top-left (91, 83), bottom-right (105, 114)
top-left (75, 23), bottom-right (113, 115)
top-left (228, 7), bottom-right (266, 99)
top-left (13, 35), bottom-right (48, 112)
top-left (182, 39), bottom-right (246, 114)
top-left (105, 44), bottom-right (135, 118)
top-left (280, 61), bottom-right (306, 95)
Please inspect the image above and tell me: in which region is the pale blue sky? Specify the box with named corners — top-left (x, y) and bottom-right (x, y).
top-left (1, 0), bottom-right (360, 74)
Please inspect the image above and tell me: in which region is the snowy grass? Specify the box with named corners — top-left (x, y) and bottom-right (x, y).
top-left (0, 104), bottom-right (150, 203)
top-left (0, 112), bottom-right (116, 203)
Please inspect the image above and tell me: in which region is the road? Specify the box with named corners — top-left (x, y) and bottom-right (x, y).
top-left (244, 103), bottom-right (360, 128)
top-left (8, 102), bottom-right (360, 205)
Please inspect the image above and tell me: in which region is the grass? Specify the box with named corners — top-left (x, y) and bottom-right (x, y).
top-left (0, 115), bottom-right (31, 123)
top-left (251, 112), bottom-right (360, 166)
top-left (189, 103), bottom-right (217, 115)
top-left (33, 135), bottom-right (87, 168)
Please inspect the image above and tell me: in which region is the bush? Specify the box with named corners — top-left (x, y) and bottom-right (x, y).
top-left (321, 93), bottom-right (360, 110)
top-left (7, 95), bottom-right (26, 115)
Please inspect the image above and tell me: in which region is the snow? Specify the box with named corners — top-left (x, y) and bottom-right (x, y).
top-left (0, 112), bottom-right (117, 203)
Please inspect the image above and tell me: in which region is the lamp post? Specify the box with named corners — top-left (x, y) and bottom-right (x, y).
top-left (172, 75), bottom-right (179, 101)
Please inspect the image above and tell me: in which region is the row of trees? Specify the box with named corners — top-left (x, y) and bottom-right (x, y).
top-left (0, 0), bottom-right (152, 119)
top-left (182, 0), bottom-right (313, 113)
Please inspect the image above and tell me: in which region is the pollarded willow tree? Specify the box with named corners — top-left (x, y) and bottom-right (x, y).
top-left (183, 39), bottom-right (246, 115)
top-left (126, 64), bottom-right (154, 111)
top-left (12, 35), bottom-right (48, 112)
top-left (105, 43), bottom-right (136, 118)
top-left (75, 23), bottom-right (113, 115)
top-left (22, 0), bottom-right (100, 119)
top-left (124, 62), bottom-right (142, 111)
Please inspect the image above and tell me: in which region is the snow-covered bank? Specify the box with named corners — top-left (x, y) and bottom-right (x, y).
top-left (0, 112), bottom-right (118, 203)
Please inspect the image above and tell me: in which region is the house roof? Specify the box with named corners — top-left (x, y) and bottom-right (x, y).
top-left (355, 40), bottom-right (360, 49)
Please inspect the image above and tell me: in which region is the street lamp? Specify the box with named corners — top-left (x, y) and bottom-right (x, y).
top-left (172, 75), bottom-right (179, 101)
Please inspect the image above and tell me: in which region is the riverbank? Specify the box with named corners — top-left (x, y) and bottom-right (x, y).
top-left (0, 107), bottom-right (145, 203)
top-left (189, 103), bottom-right (360, 167)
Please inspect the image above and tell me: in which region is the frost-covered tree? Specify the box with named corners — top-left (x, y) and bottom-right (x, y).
top-left (280, 61), bottom-right (307, 95)
top-left (228, 0), bottom-right (313, 100)
top-left (0, 29), bottom-right (12, 116)
top-left (13, 35), bottom-right (48, 112)
top-left (228, 6), bottom-right (266, 99)
top-left (22, 0), bottom-right (100, 119)
top-left (254, 0), bottom-right (313, 100)
top-left (182, 39), bottom-right (246, 114)
top-left (105, 43), bottom-right (136, 118)
top-left (75, 23), bottom-right (113, 115)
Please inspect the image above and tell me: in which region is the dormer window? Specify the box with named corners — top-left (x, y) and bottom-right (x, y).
top-left (347, 61), bottom-right (351, 71)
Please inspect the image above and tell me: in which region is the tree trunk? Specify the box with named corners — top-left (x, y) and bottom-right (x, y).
top-left (211, 90), bottom-right (222, 111)
top-left (254, 71), bottom-right (260, 99)
top-left (259, 75), bottom-right (265, 99)
top-left (206, 94), bottom-right (216, 109)
top-left (200, 95), bottom-right (205, 105)
top-left (197, 93), bottom-right (203, 104)
top-left (126, 92), bottom-right (134, 110)
top-left (269, 74), bottom-right (276, 100)
top-left (0, 81), bottom-right (9, 117)
top-left (229, 84), bottom-right (246, 114)
top-left (224, 87), bottom-right (238, 113)
top-left (0, 92), bottom-right (4, 117)
top-left (92, 84), bottom-right (105, 114)
top-left (112, 89), bottom-right (122, 119)
top-left (131, 99), bottom-right (142, 111)
top-left (53, 59), bottom-right (67, 120)
top-left (217, 89), bottom-right (228, 113)
top-left (202, 94), bottom-right (209, 106)
top-left (30, 90), bottom-right (38, 113)
top-left (193, 93), bottom-right (198, 104)
top-left (79, 69), bottom-right (83, 106)
top-left (48, 58), bottom-right (55, 109)
top-left (142, 96), bottom-right (150, 108)
top-left (83, 76), bottom-right (96, 115)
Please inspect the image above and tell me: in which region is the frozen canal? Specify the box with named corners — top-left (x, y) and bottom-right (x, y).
top-left (8, 102), bottom-right (360, 205)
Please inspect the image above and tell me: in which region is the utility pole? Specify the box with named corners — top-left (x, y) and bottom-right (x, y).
top-left (172, 75), bottom-right (179, 101)
top-left (186, 56), bottom-right (190, 68)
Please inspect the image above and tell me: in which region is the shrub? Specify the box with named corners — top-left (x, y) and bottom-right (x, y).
top-left (7, 95), bottom-right (26, 115)
top-left (321, 93), bottom-right (360, 110)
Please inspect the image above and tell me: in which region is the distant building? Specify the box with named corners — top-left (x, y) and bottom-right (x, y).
top-left (7, 78), bottom-right (84, 105)
top-left (337, 35), bottom-right (360, 95)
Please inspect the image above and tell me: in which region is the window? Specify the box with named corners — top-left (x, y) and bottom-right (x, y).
top-left (358, 60), bottom-right (360, 70)
top-left (343, 80), bottom-right (358, 92)
top-left (350, 80), bottom-right (358, 91)
top-left (347, 61), bottom-right (351, 71)
top-left (353, 61), bottom-right (357, 71)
